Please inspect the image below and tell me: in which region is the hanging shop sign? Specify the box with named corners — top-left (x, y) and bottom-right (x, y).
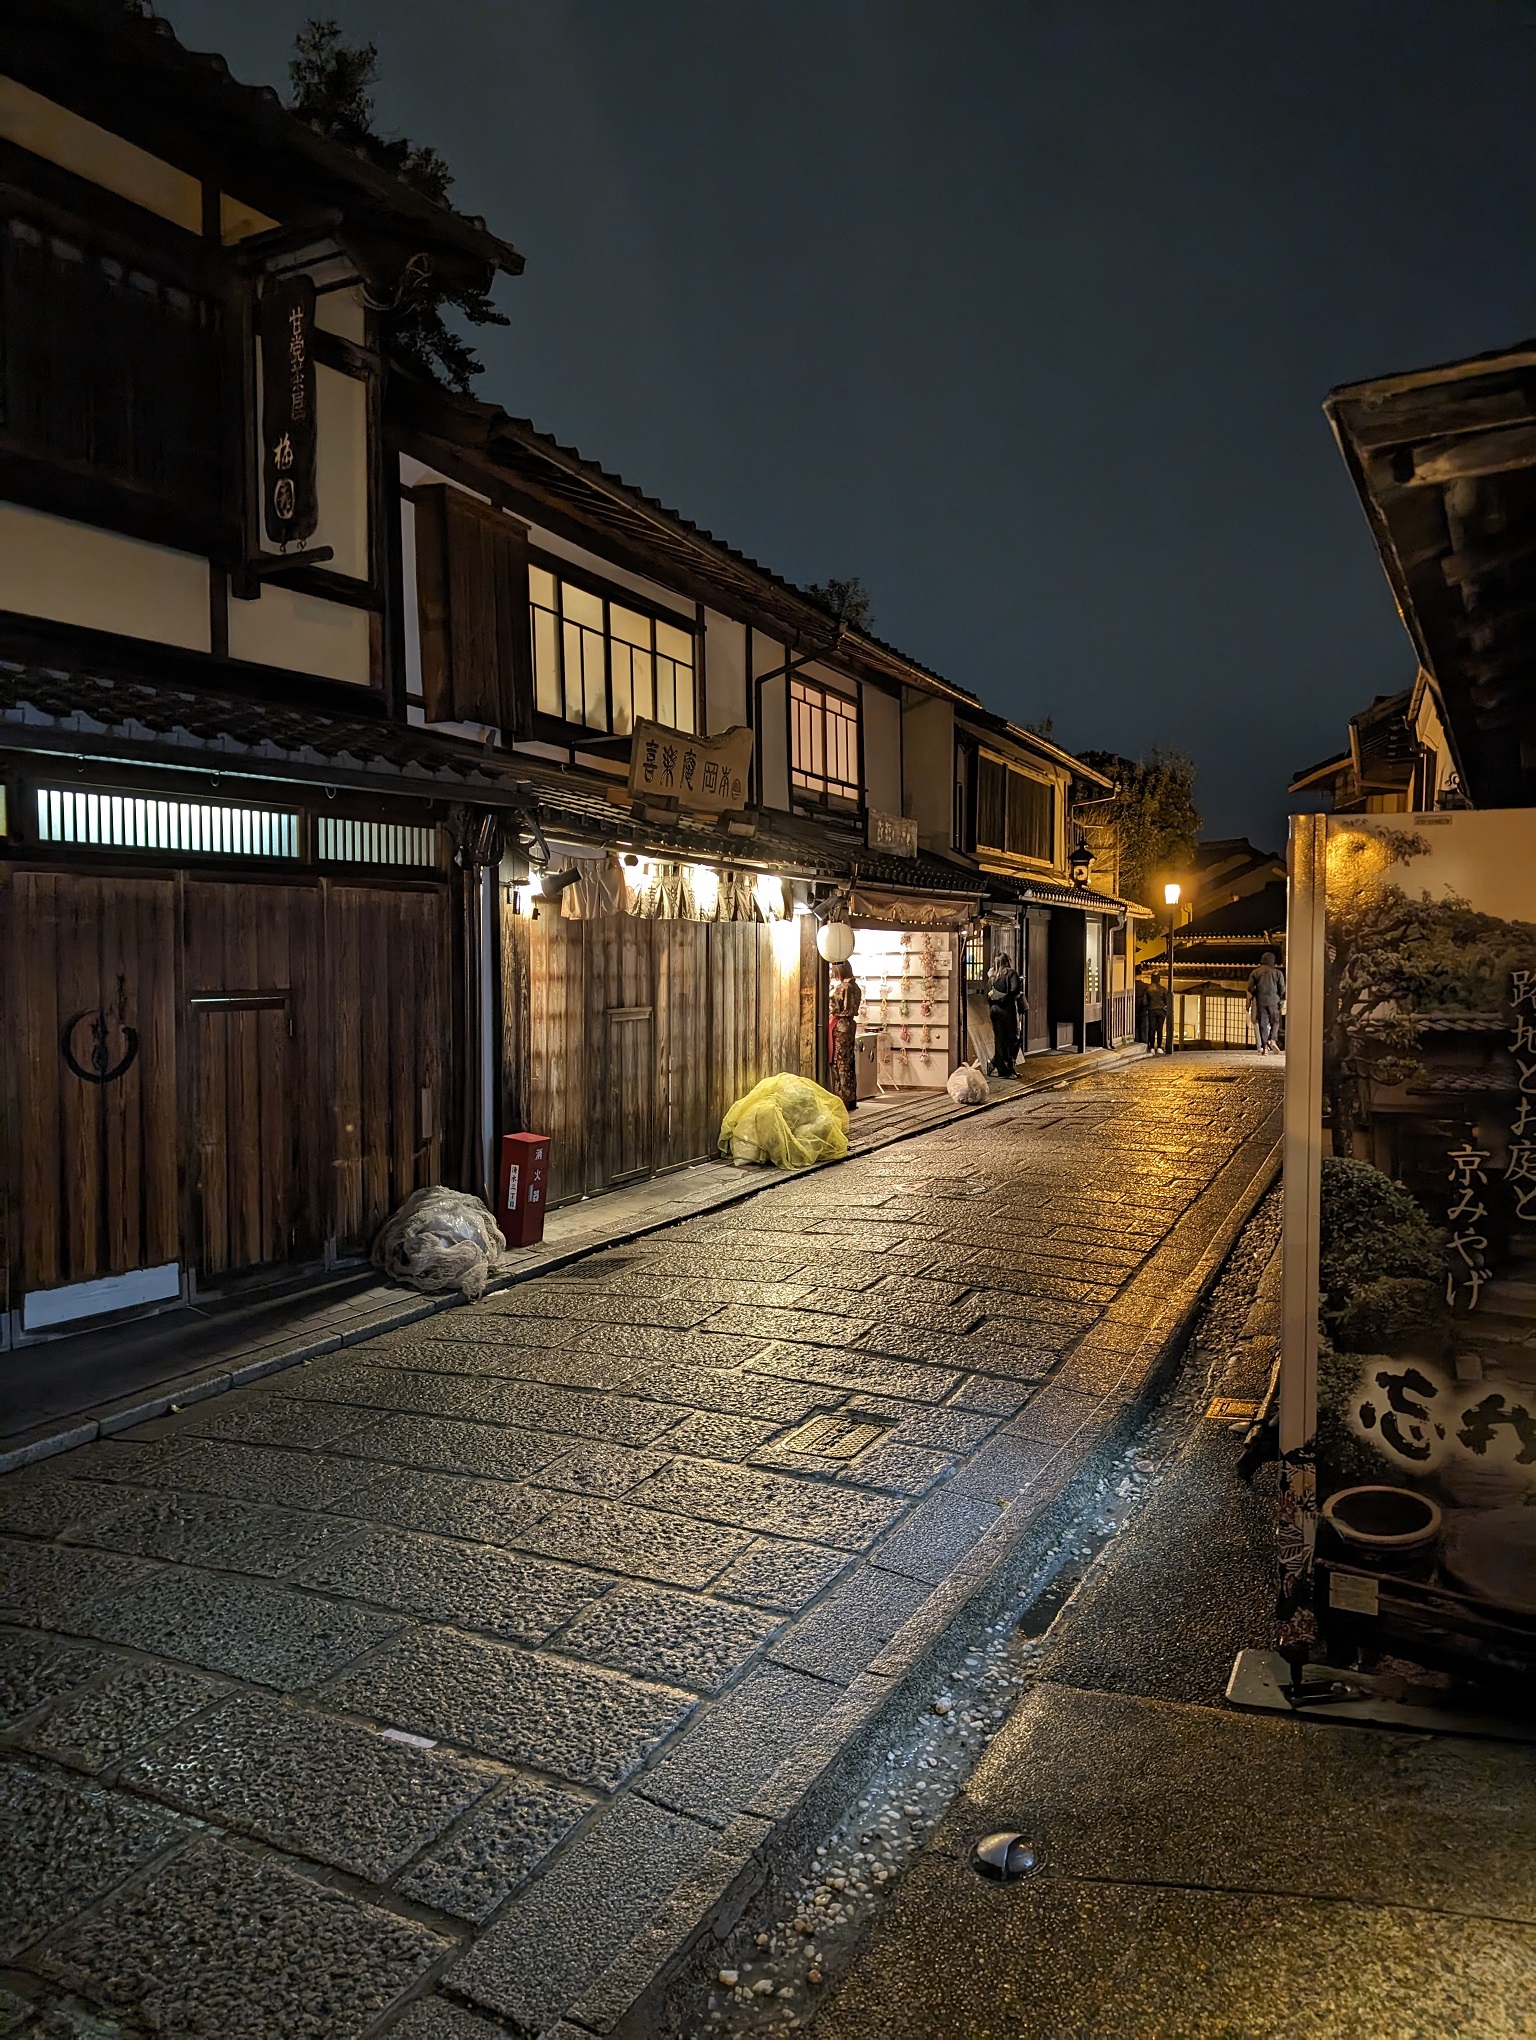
top-left (867, 808), bottom-right (918, 858)
top-left (627, 720), bottom-right (752, 813)
top-left (848, 885), bottom-right (980, 930)
top-left (259, 274), bottom-right (319, 546)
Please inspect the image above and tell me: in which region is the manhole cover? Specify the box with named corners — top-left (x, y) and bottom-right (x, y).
top-left (780, 1412), bottom-right (895, 1460)
top-left (563, 1254), bottom-right (640, 1279)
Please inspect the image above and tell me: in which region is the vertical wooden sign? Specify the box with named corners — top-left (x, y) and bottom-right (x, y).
top-left (259, 275), bottom-right (319, 546)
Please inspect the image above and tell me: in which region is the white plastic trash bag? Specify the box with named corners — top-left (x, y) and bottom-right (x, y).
top-left (946, 1062), bottom-right (989, 1107)
top-left (372, 1186), bottom-right (509, 1301)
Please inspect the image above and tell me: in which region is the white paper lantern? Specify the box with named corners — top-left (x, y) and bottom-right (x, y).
top-left (816, 920), bottom-right (856, 963)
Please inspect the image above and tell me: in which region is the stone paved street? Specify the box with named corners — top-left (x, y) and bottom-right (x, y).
top-left (0, 1055), bottom-right (1280, 2040)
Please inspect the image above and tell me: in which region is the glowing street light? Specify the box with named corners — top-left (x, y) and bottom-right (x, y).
top-left (1163, 882), bottom-right (1182, 1051)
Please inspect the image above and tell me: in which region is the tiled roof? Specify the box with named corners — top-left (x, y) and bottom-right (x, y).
top-left (0, 661), bottom-right (525, 799)
top-left (7, 0), bottom-right (521, 279)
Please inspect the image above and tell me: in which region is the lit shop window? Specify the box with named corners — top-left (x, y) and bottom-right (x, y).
top-left (36, 786), bottom-right (299, 858)
top-left (790, 677), bottom-right (859, 804)
top-left (529, 566), bottom-right (696, 736)
top-left (977, 755), bottom-right (1054, 864)
top-left (315, 817), bottom-right (442, 867)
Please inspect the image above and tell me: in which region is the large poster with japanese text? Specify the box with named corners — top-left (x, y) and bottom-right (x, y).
top-left (1302, 812), bottom-right (1536, 1617)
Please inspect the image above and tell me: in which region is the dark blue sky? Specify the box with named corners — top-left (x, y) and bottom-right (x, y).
top-left (160, 0), bottom-right (1536, 846)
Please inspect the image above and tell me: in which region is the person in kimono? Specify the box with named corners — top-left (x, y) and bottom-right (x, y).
top-left (828, 959), bottom-right (863, 1108)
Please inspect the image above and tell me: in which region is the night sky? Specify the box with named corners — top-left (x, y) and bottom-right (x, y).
top-left (159, 1), bottom-right (1536, 847)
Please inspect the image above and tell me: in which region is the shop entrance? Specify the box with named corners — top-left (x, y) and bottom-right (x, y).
top-left (848, 926), bottom-right (961, 1092)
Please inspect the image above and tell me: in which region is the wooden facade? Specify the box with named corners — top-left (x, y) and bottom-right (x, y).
top-left (1, 861), bottom-right (454, 1317)
top-left (505, 908), bottom-right (808, 1205)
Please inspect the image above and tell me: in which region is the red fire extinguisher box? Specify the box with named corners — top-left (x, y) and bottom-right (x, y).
top-left (498, 1132), bottom-right (551, 1247)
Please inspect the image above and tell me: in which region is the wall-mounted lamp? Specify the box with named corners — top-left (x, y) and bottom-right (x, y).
top-left (1068, 839), bottom-right (1094, 888)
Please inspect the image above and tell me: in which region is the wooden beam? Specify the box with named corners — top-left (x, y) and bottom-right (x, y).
top-left (1409, 424), bottom-right (1536, 486)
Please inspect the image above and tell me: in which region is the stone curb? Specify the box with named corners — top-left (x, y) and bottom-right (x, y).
top-left (0, 1046), bottom-right (1148, 1478)
top-left (558, 1123), bottom-right (1284, 2040)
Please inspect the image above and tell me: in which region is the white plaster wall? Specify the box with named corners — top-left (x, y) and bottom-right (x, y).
top-left (316, 287), bottom-right (367, 343)
top-left (862, 683), bottom-right (903, 814)
top-left (703, 610), bottom-right (747, 734)
top-left (0, 503), bottom-right (209, 651)
top-left (0, 76), bottom-right (201, 231)
top-left (227, 582), bottom-right (370, 684)
top-left (759, 673), bottom-right (790, 810)
top-left (902, 693), bottom-right (955, 851)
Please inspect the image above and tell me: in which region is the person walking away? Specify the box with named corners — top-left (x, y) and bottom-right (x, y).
top-left (1144, 974), bottom-right (1168, 1053)
top-left (1134, 972), bottom-right (1152, 1052)
top-left (1247, 949), bottom-right (1286, 1054)
top-left (986, 952), bottom-right (1024, 1077)
top-left (828, 959), bottom-right (863, 1108)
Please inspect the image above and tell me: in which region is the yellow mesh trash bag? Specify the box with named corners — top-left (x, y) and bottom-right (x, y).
top-left (718, 1073), bottom-right (850, 1169)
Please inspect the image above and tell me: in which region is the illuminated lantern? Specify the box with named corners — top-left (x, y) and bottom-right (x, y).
top-left (816, 920), bottom-right (855, 963)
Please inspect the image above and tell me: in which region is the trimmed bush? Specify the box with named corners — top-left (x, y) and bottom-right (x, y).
top-left (1319, 1158), bottom-right (1446, 1350)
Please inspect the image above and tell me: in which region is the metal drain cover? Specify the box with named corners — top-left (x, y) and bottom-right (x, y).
top-left (780, 1412), bottom-right (894, 1460)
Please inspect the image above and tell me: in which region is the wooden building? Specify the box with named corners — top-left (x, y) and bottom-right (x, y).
top-left (1325, 345), bottom-right (1536, 810)
top-left (387, 389), bottom-right (1134, 1205)
top-left (0, 0), bottom-right (1140, 1353)
top-left (1289, 678), bottom-right (1459, 816)
top-left (1139, 838), bottom-right (1286, 1049)
top-left (0, 0), bottom-right (524, 1338)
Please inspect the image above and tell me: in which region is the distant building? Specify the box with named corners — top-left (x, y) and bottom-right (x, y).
top-left (1289, 676), bottom-right (1460, 814)
top-left (1139, 838), bottom-right (1286, 1048)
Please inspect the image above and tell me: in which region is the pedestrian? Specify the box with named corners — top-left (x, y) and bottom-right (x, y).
top-left (1247, 949), bottom-right (1286, 1054)
top-left (1144, 973), bottom-right (1168, 1053)
top-left (827, 959), bottom-right (862, 1109)
top-left (1134, 971), bottom-right (1152, 1052)
top-left (986, 952), bottom-right (1025, 1077)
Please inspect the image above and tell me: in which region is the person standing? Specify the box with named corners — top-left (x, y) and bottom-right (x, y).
top-left (828, 959), bottom-right (863, 1109)
top-left (1144, 973), bottom-right (1168, 1053)
top-left (1247, 949), bottom-right (1286, 1054)
top-left (986, 952), bottom-right (1025, 1077)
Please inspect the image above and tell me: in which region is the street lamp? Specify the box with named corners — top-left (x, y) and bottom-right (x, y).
top-left (1163, 882), bottom-right (1181, 1053)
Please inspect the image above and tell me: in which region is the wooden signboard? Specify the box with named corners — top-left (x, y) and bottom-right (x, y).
top-left (259, 274), bottom-right (319, 545)
top-left (867, 808), bottom-right (918, 858)
top-left (627, 721), bottom-right (751, 813)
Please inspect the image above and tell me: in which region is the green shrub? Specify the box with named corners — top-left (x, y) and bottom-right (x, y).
top-left (1319, 1158), bottom-right (1446, 1349)
top-left (1315, 1343), bottom-right (1397, 1495)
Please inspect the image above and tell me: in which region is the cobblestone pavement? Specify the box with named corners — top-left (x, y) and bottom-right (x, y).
top-left (0, 1055), bottom-right (1280, 2040)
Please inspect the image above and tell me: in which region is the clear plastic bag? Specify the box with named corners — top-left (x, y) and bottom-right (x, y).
top-left (718, 1073), bottom-right (850, 1170)
top-left (946, 1062), bottom-right (989, 1106)
top-left (372, 1186), bottom-right (509, 1301)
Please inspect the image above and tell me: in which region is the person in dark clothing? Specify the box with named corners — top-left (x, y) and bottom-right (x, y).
top-left (1247, 949), bottom-right (1286, 1054)
top-left (987, 953), bottom-right (1025, 1076)
top-left (1142, 973), bottom-right (1168, 1053)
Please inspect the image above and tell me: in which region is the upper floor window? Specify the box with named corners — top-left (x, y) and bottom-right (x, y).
top-left (0, 210), bottom-right (223, 535)
top-left (791, 676), bottom-right (859, 804)
top-left (977, 755), bottom-right (1055, 864)
top-left (529, 564), bottom-right (696, 736)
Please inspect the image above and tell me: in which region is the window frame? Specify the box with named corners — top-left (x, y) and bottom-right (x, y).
top-left (975, 750), bottom-right (1058, 868)
top-left (526, 548), bottom-right (699, 741)
top-left (789, 673), bottom-right (861, 809)
top-left (0, 145), bottom-right (241, 562)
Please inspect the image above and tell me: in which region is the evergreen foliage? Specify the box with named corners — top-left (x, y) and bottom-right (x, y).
top-left (1318, 1156), bottom-right (1446, 1351)
top-left (803, 576), bottom-right (875, 634)
top-left (1076, 747), bottom-right (1201, 908)
top-left (288, 18), bottom-right (508, 392)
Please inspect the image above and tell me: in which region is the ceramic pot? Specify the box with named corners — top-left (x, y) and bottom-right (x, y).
top-left (1322, 1485), bottom-right (1442, 1574)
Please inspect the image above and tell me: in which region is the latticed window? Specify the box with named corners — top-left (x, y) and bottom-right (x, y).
top-left (790, 677), bottom-right (859, 803)
top-left (529, 565), bottom-right (696, 736)
top-left (977, 755), bottom-right (1055, 863)
top-left (1, 212), bottom-right (222, 527)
